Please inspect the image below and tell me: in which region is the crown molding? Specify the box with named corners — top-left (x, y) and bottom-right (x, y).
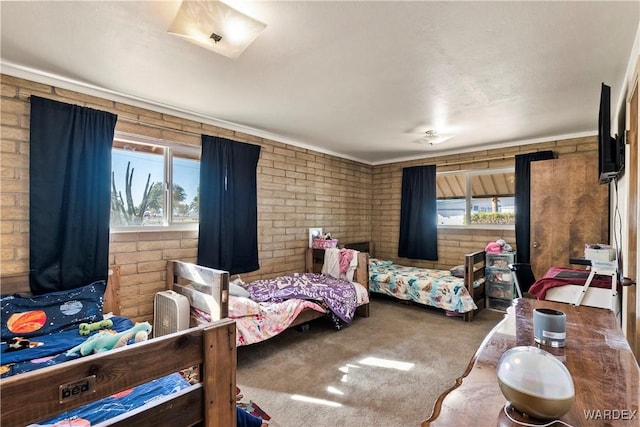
top-left (0, 60), bottom-right (369, 164)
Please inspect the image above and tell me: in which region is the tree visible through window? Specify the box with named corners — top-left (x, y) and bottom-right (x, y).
top-left (436, 168), bottom-right (515, 226)
top-left (110, 137), bottom-right (200, 228)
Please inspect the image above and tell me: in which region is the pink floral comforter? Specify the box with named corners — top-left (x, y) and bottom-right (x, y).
top-left (230, 296), bottom-right (325, 346)
top-left (191, 296), bottom-right (325, 346)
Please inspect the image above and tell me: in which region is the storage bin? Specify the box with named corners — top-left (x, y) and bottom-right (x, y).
top-left (485, 270), bottom-right (515, 286)
top-left (584, 247), bottom-right (615, 262)
top-left (487, 297), bottom-right (513, 312)
top-left (487, 282), bottom-right (514, 299)
top-left (312, 238), bottom-right (338, 249)
top-left (486, 252), bottom-right (516, 269)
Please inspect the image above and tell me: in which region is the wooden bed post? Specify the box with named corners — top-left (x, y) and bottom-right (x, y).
top-left (462, 251), bottom-right (486, 322)
top-left (355, 251), bottom-right (370, 318)
top-left (166, 260), bottom-right (176, 291)
top-left (202, 319), bottom-right (237, 427)
top-left (104, 265), bottom-right (122, 315)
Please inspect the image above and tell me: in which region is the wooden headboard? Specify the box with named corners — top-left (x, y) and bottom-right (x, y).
top-left (305, 246), bottom-right (370, 291)
top-left (344, 241), bottom-right (374, 256)
top-left (166, 260), bottom-right (230, 321)
top-left (0, 267), bottom-right (122, 316)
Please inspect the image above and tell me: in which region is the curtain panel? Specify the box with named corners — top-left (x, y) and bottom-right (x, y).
top-left (514, 150), bottom-right (555, 264)
top-left (29, 96), bottom-right (117, 293)
top-left (398, 165), bottom-right (438, 260)
top-left (198, 136), bottom-right (261, 275)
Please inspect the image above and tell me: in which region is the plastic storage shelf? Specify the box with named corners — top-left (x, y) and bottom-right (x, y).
top-left (485, 252), bottom-right (516, 312)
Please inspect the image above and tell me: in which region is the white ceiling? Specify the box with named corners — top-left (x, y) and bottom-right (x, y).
top-left (1, 1), bottom-right (638, 165)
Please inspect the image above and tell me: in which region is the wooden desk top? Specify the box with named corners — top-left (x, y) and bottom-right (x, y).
top-left (424, 298), bottom-right (639, 426)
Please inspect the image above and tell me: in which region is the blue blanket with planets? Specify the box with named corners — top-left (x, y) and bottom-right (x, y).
top-left (1, 316), bottom-right (134, 376)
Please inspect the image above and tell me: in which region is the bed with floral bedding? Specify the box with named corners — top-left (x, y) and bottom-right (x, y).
top-left (188, 248), bottom-right (371, 346)
top-left (367, 253), bottom-right (486, 321)
top-left (192, 271), bottom-right (370, 347)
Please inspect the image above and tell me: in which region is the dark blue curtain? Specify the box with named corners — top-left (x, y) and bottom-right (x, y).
top-left (514, 150), bottom-right (555, 263)
top-left (398, 165), bottom-right (438, 260)
top-left (198, 136), bottom-right (261, 275)
top-left (29, 96), bottom-right (117, 293)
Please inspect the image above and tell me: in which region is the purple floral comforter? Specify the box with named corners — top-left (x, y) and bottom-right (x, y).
top-left (243, 273), bottom-right (357, 323)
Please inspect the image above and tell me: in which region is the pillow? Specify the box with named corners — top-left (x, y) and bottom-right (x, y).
top-left (370, 258), bottom-right (393, 268)
top-left (229, 283), bottom-right (250, 298)
top-left (450, 265), bottom-right (466, 278)
top-left (1, 280), bottom-right (106, 340)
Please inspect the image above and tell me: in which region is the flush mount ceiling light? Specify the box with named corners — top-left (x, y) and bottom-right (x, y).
top-left (168, 0), bottom-right (267, 59)
top-left (414, 130), bottom-right (455, 145)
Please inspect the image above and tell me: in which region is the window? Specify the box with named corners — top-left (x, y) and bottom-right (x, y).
top-left (436, 168), bottom-right (515, 227)
top-left (110, 133), bottom-right (200, 229)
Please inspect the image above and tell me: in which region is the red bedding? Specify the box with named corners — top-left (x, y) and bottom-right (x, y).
top-left (529, 267), bottom-right (617, 300)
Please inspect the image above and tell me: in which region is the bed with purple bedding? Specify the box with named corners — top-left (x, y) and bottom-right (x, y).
top-left (244, 273), bottom-right (358, 324)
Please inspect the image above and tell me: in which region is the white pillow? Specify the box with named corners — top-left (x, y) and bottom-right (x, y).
top-left (229, 282), bottom-right (250, 298)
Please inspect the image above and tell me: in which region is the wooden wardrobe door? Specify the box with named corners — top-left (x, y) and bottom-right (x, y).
top-left (529, 155), bottom-right (609, 280)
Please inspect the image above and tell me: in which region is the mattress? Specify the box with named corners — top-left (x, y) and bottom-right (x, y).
top-left (369, 259), bottom-right (478, 313)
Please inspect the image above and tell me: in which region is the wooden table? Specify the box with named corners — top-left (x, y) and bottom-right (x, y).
top-left (423, 298), bottom-right (639, 426)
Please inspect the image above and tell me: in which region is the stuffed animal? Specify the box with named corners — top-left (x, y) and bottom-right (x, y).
top-left (79, 319), bottom-right (113, 336)
top-left (66, 322), bottom-right (152, 356)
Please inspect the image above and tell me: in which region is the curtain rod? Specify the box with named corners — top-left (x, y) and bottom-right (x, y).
top-left (18, 93), bottom-right (517, 164)
top-left (19, 92), bottom-right (206, 139)
top-left (117, 115), bottom-right (204, 138)
top-left (436, 154), bottom-right (515, 167)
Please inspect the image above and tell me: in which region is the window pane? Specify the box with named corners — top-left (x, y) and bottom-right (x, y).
top-left (111, 141), bottom-right (164, 227)
top-left (172, 152), bottom-right (200, 223)
top-left (470, 172), bottom-right (515, 225)
top-left (437, 173), bottom-right (466, 225)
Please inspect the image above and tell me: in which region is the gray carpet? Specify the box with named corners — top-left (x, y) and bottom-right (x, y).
top-left (237, 297), bottom-right (504, 427)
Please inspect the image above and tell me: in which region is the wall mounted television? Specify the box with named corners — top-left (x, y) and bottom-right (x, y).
top-left (598, 82), bottom-right (625, 184)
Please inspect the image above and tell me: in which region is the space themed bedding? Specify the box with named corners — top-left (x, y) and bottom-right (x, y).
top-left (0, 281), bottom-right (192, 426)
top-left (27, 372), bottom-right (192, 426)
top-left (1, 280), bottom-right (110, 375)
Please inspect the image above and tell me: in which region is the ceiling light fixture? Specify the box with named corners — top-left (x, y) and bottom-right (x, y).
top-left (168, 0), bottom-right (267, 59)
top-left (414, 130), bottom-right (455, 145)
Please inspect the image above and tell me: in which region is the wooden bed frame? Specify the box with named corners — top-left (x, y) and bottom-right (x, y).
top-left (169, 249), bottom-right (371, 341)
top-left (343, 241), bottom-right (486, 322)
top-left (1, 265), bottom-right (236, 427)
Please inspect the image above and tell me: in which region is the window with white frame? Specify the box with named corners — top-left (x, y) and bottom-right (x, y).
top-left (110, 133), bottom-right (200, 229)
top-left (436, 168), bottom-right (515, 227)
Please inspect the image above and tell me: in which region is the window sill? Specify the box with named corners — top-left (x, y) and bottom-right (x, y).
top-left (110, 223), bottom-right (199, 234)
top-left (437, 224), bottom-right (515, 231)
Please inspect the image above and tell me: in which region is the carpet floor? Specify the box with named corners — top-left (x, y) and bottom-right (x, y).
top-left (237, 296), bottom-right (504, 427)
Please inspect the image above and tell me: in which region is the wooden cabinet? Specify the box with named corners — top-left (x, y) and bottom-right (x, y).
top-left (529, 155), bottom-right (609, 280)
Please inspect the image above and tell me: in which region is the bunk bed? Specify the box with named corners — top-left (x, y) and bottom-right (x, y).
top-left (1, 264), bottom-right (236, 427)
top-left (344, 242), bottom-right (486, 321)
top-left (172, 247), bottom-right (370, 347)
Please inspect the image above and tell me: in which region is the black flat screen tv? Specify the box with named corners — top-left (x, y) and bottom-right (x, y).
top-left (598, 82), bottom-right (624, 184)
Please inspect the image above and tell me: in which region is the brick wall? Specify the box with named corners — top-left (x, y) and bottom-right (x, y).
top-left (370, 137), bottom-right (599, 268)
top-left (0, 75), bottom-right (372, 321)
top-left (0, 74), bottom-right (598, 321)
